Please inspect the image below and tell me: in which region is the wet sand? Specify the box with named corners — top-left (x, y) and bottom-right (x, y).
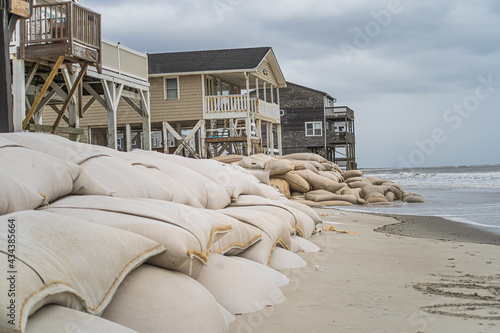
top-left (229, 209), bottom-right (500, 333)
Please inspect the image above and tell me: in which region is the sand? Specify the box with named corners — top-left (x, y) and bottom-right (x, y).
top-left (229, 209), bottom-right (500, 333)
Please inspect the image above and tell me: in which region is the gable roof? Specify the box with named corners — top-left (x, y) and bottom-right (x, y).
top-left (285, 82), bottom-right (336, 101)
top-left (148, 47), bottom-right (272, 75)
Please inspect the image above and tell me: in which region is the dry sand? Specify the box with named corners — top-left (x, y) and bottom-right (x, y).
top-left (229, 209), bottom-right (500, 333)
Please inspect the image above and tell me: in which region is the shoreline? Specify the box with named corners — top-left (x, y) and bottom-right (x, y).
top-left (229, 208), bottom-right (500, 332)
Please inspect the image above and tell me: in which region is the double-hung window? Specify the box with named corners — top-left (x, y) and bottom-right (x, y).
top-left (305, 121), bottom-right (322, 136)
top-left (164, 77), bottom-right (179, 100)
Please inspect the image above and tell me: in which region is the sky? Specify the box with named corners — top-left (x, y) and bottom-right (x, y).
top-left (80, 0), bottom-right (500, 169)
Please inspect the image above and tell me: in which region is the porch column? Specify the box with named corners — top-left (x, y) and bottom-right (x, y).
top-left (270, 84), bottom-right (274, 104)
top-left (269, 123), bottom-right (275, 156)
top-left (201, 120), bottom-right (207, 158)
top-left (266, 122), bottom-right (271, 154)
top-left (263, 81), bottom-right (267, 102)
top-left (12, 59), bottom-right (25, 132)
top-left (102, 80), bottom-right (124, 149)
top-left (125, 123), bottom-right (132, 152)
top-left (245, 72), bottom-right (252, 156)
top-left (277, 123), bottom-right (283, 156)
top-left (68, 101), bottom-right (80, 142)
top-left (162, 122), bottom-right (169, 154)
top-left (141, 90), bottom-right (151, 151)
top-left (255, 77), bottom-right (259, 99)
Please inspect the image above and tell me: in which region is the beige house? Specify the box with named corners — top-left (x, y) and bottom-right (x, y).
top-left (80, 47), bottom-right (287, 157)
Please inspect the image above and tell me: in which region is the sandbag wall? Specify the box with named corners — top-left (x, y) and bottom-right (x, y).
top-left (214, 152), bottom-right (425, 207)
top-left (0, 133), bottom-right (323, 333)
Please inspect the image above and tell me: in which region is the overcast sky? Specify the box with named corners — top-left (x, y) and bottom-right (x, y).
top-left (81, 0), bottom-right (500, 168)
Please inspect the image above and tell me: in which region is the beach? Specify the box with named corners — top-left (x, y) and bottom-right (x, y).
top-left (229, 209), bottom-right (500, 333)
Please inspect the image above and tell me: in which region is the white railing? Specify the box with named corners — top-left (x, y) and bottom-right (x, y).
top-left (205, 95), bottom-right (280, 121)
top-left (101, 39), bottom-right (148, 81)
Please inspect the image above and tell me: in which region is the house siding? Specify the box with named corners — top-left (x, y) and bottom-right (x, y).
top-left (255, 59), bottom-right (279, 87)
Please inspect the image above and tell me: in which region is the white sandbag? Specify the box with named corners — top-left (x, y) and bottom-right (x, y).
top-left (245, 169), bottom-right (271, 185)
top-left (79, 155), bottom-right (174, 200)
top-left (133, 164), bottom-right (202, 207)
top-left (238, 156), bottom-right (266, 169)
top-left (287, 159), bottom-right (320, 174)
top-left (130, 150), bottom-right (231, 209)
top-left (258, 183), bottom-right (286, 200)
top-left (205, 210), bottom-right (263, 256)
top-left (195, 254), bottom-right (285, 315)
top-left (230, 256), bottom-right (290, 288)
top-left (277, 198), bottom-right (322, 225)
top-left (269, 247), bottom-right (307, 270)
top-left (160, 154), bottom-right (264, 199)
top-left (0, 211), bottom-right (164, 333)
top-left (290, 235), bottom-right (321, 253)
top-left (101, 265), bottom-right (230, 333)
top-left (44, 196), bottom-right (232, 275)
top-left (343, 169), bottom-right (364, 179)
top-left (26, 305), bottom-right (139, 333)
top-left (0, 145), bottom-right (79, 203)
top-left (0, 167), bottom-right (45, 214)
top-left (219, 207), bottom-right (291, 266)
top-left (230, 195), bottom-right (316, 239)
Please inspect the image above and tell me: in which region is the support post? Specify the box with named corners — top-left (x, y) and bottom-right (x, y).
top-left (245, 72), bottom-right (251, 156)
top-left (277, 123), bottom-right (282, 157)
top-left (162, 122), bottom-right (168, 154)
top-left (125, 123), bottom-right (132, 152)
top-left (140, 90), bottom-right (151, 150)
top-left (12, 58), bottom-right (25, 132)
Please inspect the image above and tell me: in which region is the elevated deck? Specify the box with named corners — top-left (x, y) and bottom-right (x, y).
top-left (19, 1), bottom-right (101, 64)
top-left (204, 95), bottom-right (280, 123)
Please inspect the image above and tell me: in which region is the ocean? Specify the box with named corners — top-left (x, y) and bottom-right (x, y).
top-left (337, 165), bottom-right (500, 234)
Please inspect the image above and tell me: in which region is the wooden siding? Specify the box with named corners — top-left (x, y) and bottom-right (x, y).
top-left (150, 75), bottom-right (203, 122)
top-left (254, 59), bottom-right (279, 87)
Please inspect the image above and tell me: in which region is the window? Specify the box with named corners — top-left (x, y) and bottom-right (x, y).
top-left (305, 122), bottom-right (322, 136)
top-left (164, 77), bottom-right (179, 100)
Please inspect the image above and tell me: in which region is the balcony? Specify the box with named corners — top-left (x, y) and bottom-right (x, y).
top-left (204, 95), bottom-right (280, 122)
top-left (327, 132), bottom-right (355, 144)
top-left (20, 1), bottom-right (101, 64)
top-left (325, 106), bottom-right (355, 120)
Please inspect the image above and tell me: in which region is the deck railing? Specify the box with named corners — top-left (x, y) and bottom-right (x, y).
top-left (325, 106), bottom-right (355, 119)
top-left (21, 1), bottom-right (101, 55)
top-left (204, 95), bottom-right (280, 120)
top-left (101, 40), bottom-right (148, 81)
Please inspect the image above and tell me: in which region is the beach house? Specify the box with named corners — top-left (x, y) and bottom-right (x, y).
top-left (279, 82), bottom-right (356, 169)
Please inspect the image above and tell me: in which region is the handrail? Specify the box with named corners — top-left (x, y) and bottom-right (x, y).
top-left (204, 95), bottom-right (280, 120)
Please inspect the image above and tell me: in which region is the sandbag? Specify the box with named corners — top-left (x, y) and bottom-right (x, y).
top-left (26, 305), bottom-right (139, 333)
top-left (360, 185), bottom-right (389, 199)
top-left (270, 177), bottom-right (291, 198)
top-left (238, 156), bottom-right (266, 169)
top-left (0, 167), bottom-right (45, 214)
top-left (365, 192), bottom-right (389, 204)
top-left (403, 193), bottom-right (426, 203)
top-left (230, 256), bottom-right (290, 287)
top-left (258, 183), bottom-right (286, 200)
top-left (212, 154), bottom-right (244, 164)
top-left (195, 254), bottom-right (285, 315)
top-left (129, 150), bottom-right (231, 209)
top-left (205, 210), bottom-right (263, 256)
top-left (385, 191), bottom-right (396, 202)
top-left (319, 171), bottom-right (342, 183)
top-left (275, 171), bottom-right (310, 193)
top-left (159, 154), bottom-right (264, 199)
top-left (265, 159), bottom-right (294, 176)
top-left (43, 196), bottom-right (232, 276)
top-left (101, 265), bottom-right (231, 333)
top-left (347, 180), bottom-right (371, 189)
top-left (269, 247), bottom-right (307, 270)
top-left (345, 176), bottom-right (366, 184)
top-left (290, 235), bottom-right (321, 253)
top-left (341, 187), bottom-right (362, 198)
top-left (295, 169), bottom-right (345, 193)
top-left (321, 162), bottom-right (335, 171)
top-left (287, 159), bottom-right (320, 174)
top-left (288, 198), bottom-right (325, 208)
top-left (279, 153), bottom-right (327, 163)
top-left (305, 190), bottom-right (358, 205)
top-left (343, 169), bottom-right (363, 179)
top-left (218, 207), bottom-right (292, 266)
top-left (0, 211), bottom-right (164, 333)
top-left (320, 200), bottom-right (355, 206)
top-left (245, 169), bottom-right (271, 185)
top-left (277, 198), bottom-right (323, 225)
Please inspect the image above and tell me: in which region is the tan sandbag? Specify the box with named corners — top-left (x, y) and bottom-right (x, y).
top-left (403, 193), bottom-right (426, 203)
top-left (129, 150), bottom-right (231, 209)
top-left (345, 176), bottom-right (366, 184)
top-left (319, 171), bottom-right (342, 183)
top-left (385, 191), bottom-right (396, 202)
top-left (279, 152), bottom-right (327, 163)
top-left (101, 265), bottom-right (231, 333)
top-left (159, 154), bottom-right (264, 199)
top-left (365, 192), bottom-right (389, 204)
top-left (288, 198), bottom-right (325, 208)
top-left (195, 254), bottom-right (285, 315)
top-left (305, 190), bottom-right (358, 204)
top-left (270, 177), bottom-right (291, 198)
top-left (347, 180), bottom-right (371, 189)
top-left (341, 187), bottom-right (362, 198)
top-left (26, 305), bottom-right (139, 333)
top-left (321, 162), bottom-right (335, 171)
top-left (269, 247), bottom-right (307, 270)
top-left (0, 167), bottom-right (45, 214)
top-left (343, 169), bottom-right (364, 179)
top-left (275, 171), bottom-right (310, 193)
top-left (0, 211), bottom-right (164, 333)
top-left (319, 200), bottom-right (355, 206)
top-left (386, 184), bottom-right (404, 201)
top-left (360, 185), bottom-right (389, 199)
top-left (238, 156), bottom-right (266, 169)
top-left (265, 158), bottom-right (294, 176)
top-left (205, 210), bottom-right (263, 256)
top-left (44, 196), bottom-right (232, 276)
top-left (212, 154), bottom-right (244, 164)
top-left (290, 192), bottom-right (306, 199)
top-left (295, 169), bottom-right (345, 193)
top-left (218, 207), bottom-right (292, 266)
top-left (287, 159), bottom-right (320, 174)
top-left (230, 195), bottom-right (316, 238)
